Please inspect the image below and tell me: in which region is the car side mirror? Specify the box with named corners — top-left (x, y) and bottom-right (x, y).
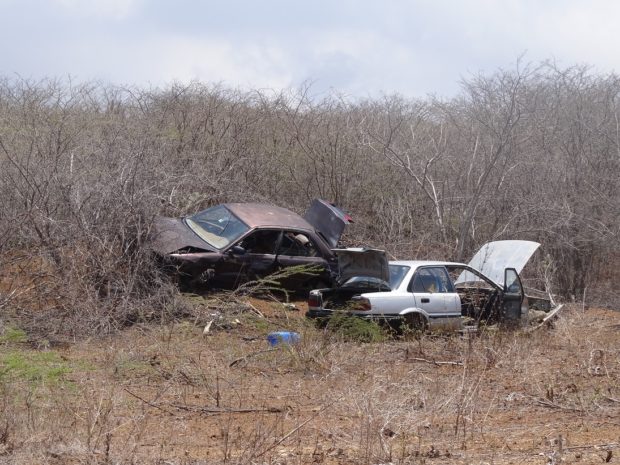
top-left (229, 245), bottom-right (246, 255)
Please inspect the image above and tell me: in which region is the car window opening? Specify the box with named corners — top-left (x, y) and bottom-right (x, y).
top-left (279, 232), bottom-right (319, 257)
top-left (185, 205), bottom-right (250, 250)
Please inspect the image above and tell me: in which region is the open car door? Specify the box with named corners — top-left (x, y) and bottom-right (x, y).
top-left (454, 240), bottom-right (540, 325)
top-left (501, 268), bottom-right (525, 325)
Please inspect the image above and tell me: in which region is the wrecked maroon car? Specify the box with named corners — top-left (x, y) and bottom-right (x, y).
top-left (150, 199), bottom-right (352, 292)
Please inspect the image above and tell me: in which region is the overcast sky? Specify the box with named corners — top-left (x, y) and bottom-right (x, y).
top-left (1, 0), bottom-right (618, 98)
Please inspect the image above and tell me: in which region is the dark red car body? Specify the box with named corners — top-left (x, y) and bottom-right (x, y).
top-left (150, 200), bottom-right (351, 292)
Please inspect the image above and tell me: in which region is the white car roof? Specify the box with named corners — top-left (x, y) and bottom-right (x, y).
top-left (389, 240), bottom-right (540, 288)
top-left (389, 260), bottom-right (466, 268)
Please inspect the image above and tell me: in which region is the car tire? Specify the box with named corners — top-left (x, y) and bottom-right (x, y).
top-left (402, 313), bottom-right (428, 333)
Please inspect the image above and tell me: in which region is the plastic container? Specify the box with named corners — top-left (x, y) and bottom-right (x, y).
top-left (267, 331), bottom-right (300, 346)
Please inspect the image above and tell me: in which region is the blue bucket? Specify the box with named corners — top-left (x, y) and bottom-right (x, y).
top-left (267, 331), bottom-right (300, 346)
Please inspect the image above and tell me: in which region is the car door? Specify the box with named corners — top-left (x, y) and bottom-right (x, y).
top-left (500, 267), bottom-right (525, 325)
top-left (409, 266), bottom-right (461, 328)
top-left (274, 231), bottom-right (331, 290)
top-left (213, 229), bottom-right (281, 287)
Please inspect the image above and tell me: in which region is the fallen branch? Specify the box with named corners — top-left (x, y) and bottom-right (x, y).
top-left (123, 388), bottom-right (174, 416)
top-left (408, 357), bottom-right (463, 366)
top-left (229, 348), bottom-right (277, 367)
top-left (245, 301), bottom-right (265, 318)
top-left (0, 289), bottom-right (21, 310)
top-left (170, 404), bottom-right (283, 415)
top-left (125, 388), bottom-right (282, 416)
top-left (564, 442), bottom-right (619, 451)
top-left (532, 397), bottom-right (583, 413)
top-left (529, 304), bottom-right (565, 331)
top-left (252, 396), bottom-right (343, 459)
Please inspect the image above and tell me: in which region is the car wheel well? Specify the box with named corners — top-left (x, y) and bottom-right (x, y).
top-left (401, 312), bottom-right (428, 332)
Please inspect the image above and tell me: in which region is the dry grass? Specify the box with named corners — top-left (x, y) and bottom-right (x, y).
top-left (0, 303), bottom-right (619, 464)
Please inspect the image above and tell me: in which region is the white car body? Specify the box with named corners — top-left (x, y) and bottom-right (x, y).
top-left (360, 261), bottom-right (464, 330)
top-left (307, 241), bottom-right (543, 330)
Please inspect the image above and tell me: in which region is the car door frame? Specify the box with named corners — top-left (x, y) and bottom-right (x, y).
top-left (446, 264), bottom-right (525, 325)
top-left (273, 229), bottom-right (333, 290)
top-left (214, 228), bottom-right (282, 287)
top-left (500, 267), bottom-right (525, 325)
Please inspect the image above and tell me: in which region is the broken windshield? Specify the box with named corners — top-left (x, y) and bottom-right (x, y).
top-left (185, 205), bottom-right (249, 249)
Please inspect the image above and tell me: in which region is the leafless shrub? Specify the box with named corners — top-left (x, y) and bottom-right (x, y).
top-left (0, 63), bottom-right (618, 338)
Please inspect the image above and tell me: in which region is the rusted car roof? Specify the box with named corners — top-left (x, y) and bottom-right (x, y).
top-left (225, 203), bottom-right (313, 230)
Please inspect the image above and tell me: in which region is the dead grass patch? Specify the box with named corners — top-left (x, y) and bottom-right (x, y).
top-left (0, 304), bottom-right (618, 464)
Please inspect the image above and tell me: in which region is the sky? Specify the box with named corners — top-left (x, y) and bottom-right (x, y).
top-left (1, 0), bottom-right (619, 98)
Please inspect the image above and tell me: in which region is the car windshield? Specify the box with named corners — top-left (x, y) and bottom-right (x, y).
top-left (388, 264), bottom-right (410, 289)
top-left (185, 205), bottom-right (249, 250)
top-left (342, 276), bottom-right (390, 290)
top-left (342, 265), bottom-right (410, 290)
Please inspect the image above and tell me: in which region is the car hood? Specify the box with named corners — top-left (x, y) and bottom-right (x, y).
top-left (455, 240), bottom-right (541, 287)
top-left (150, 216), bottom-right (218, 254)
top-left (304, 199), bottom-right (353, 248)
top-left (334, 248), bottom-right (389, 284)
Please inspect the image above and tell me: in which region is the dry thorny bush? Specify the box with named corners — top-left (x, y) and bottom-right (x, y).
top-left (0, 63), bottom-right (619, 338)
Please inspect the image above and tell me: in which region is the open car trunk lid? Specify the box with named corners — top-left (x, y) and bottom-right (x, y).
top-left (455, 240), bottom-right (540, 287)
top-left (304, 199), bottom-right (353, 248)
top-left (334, 248), bottom-right (389, 284)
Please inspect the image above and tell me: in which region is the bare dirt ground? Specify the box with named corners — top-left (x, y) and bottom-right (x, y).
top-left (1, 301), bottom-right (619, 464)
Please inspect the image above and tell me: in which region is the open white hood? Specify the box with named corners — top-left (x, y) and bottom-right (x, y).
top-left (455, 240), bottom-right (541, 287)
top-left (334, 248), bottom-right (389, 284)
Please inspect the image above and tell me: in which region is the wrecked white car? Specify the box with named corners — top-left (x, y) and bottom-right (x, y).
top-left (306, 241), bottom-right (550, 330)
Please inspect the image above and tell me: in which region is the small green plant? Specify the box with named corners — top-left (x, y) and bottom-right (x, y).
top-left (0, 327), bottom-right (28, 344)
top-left (233, 264), bottom-right (324, 298)
top-left (244, 314), bottom-right (271, 333)
top-left (325, 312), bottom-right (386, 343)
top-left (0, 351), bottom-right (71, 383)
top-left (277, 337), bottom-right (333, 374)
top-left (113, 358), bottom-right (159, 380)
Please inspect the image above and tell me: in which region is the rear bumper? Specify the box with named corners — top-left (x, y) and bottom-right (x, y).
top-left (306, 309), bottom-right (334, 319)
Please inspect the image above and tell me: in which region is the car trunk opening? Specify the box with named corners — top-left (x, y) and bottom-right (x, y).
top-left (313, 288), bottom-right (375, 311)
top-left (303, 199), bottom-right (352, 248)
top-left (334, 248), bottom-right (389, 284)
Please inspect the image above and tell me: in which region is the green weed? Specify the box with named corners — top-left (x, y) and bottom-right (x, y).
top-left (325, 312), bottom-right (386, 343)
top-left (0, 327), bottom-right (28, 344)
top-left (0, 351), bottom-right (71, 383)
top-left (113, 358), bottom-right (159, 380)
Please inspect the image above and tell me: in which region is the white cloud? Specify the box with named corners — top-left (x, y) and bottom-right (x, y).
top-left (531, 2), bottom-right (620, 71)
top-left (52, 0), bottom-right (143, 20)
top-left (306, 29), bottom-right (423, 96)
top-left (65, 34), bottom-right (296, 91)
top-left (3, 0), bottom-right (620, 96)
top-left (153, 37), bottom-right (294, 90)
